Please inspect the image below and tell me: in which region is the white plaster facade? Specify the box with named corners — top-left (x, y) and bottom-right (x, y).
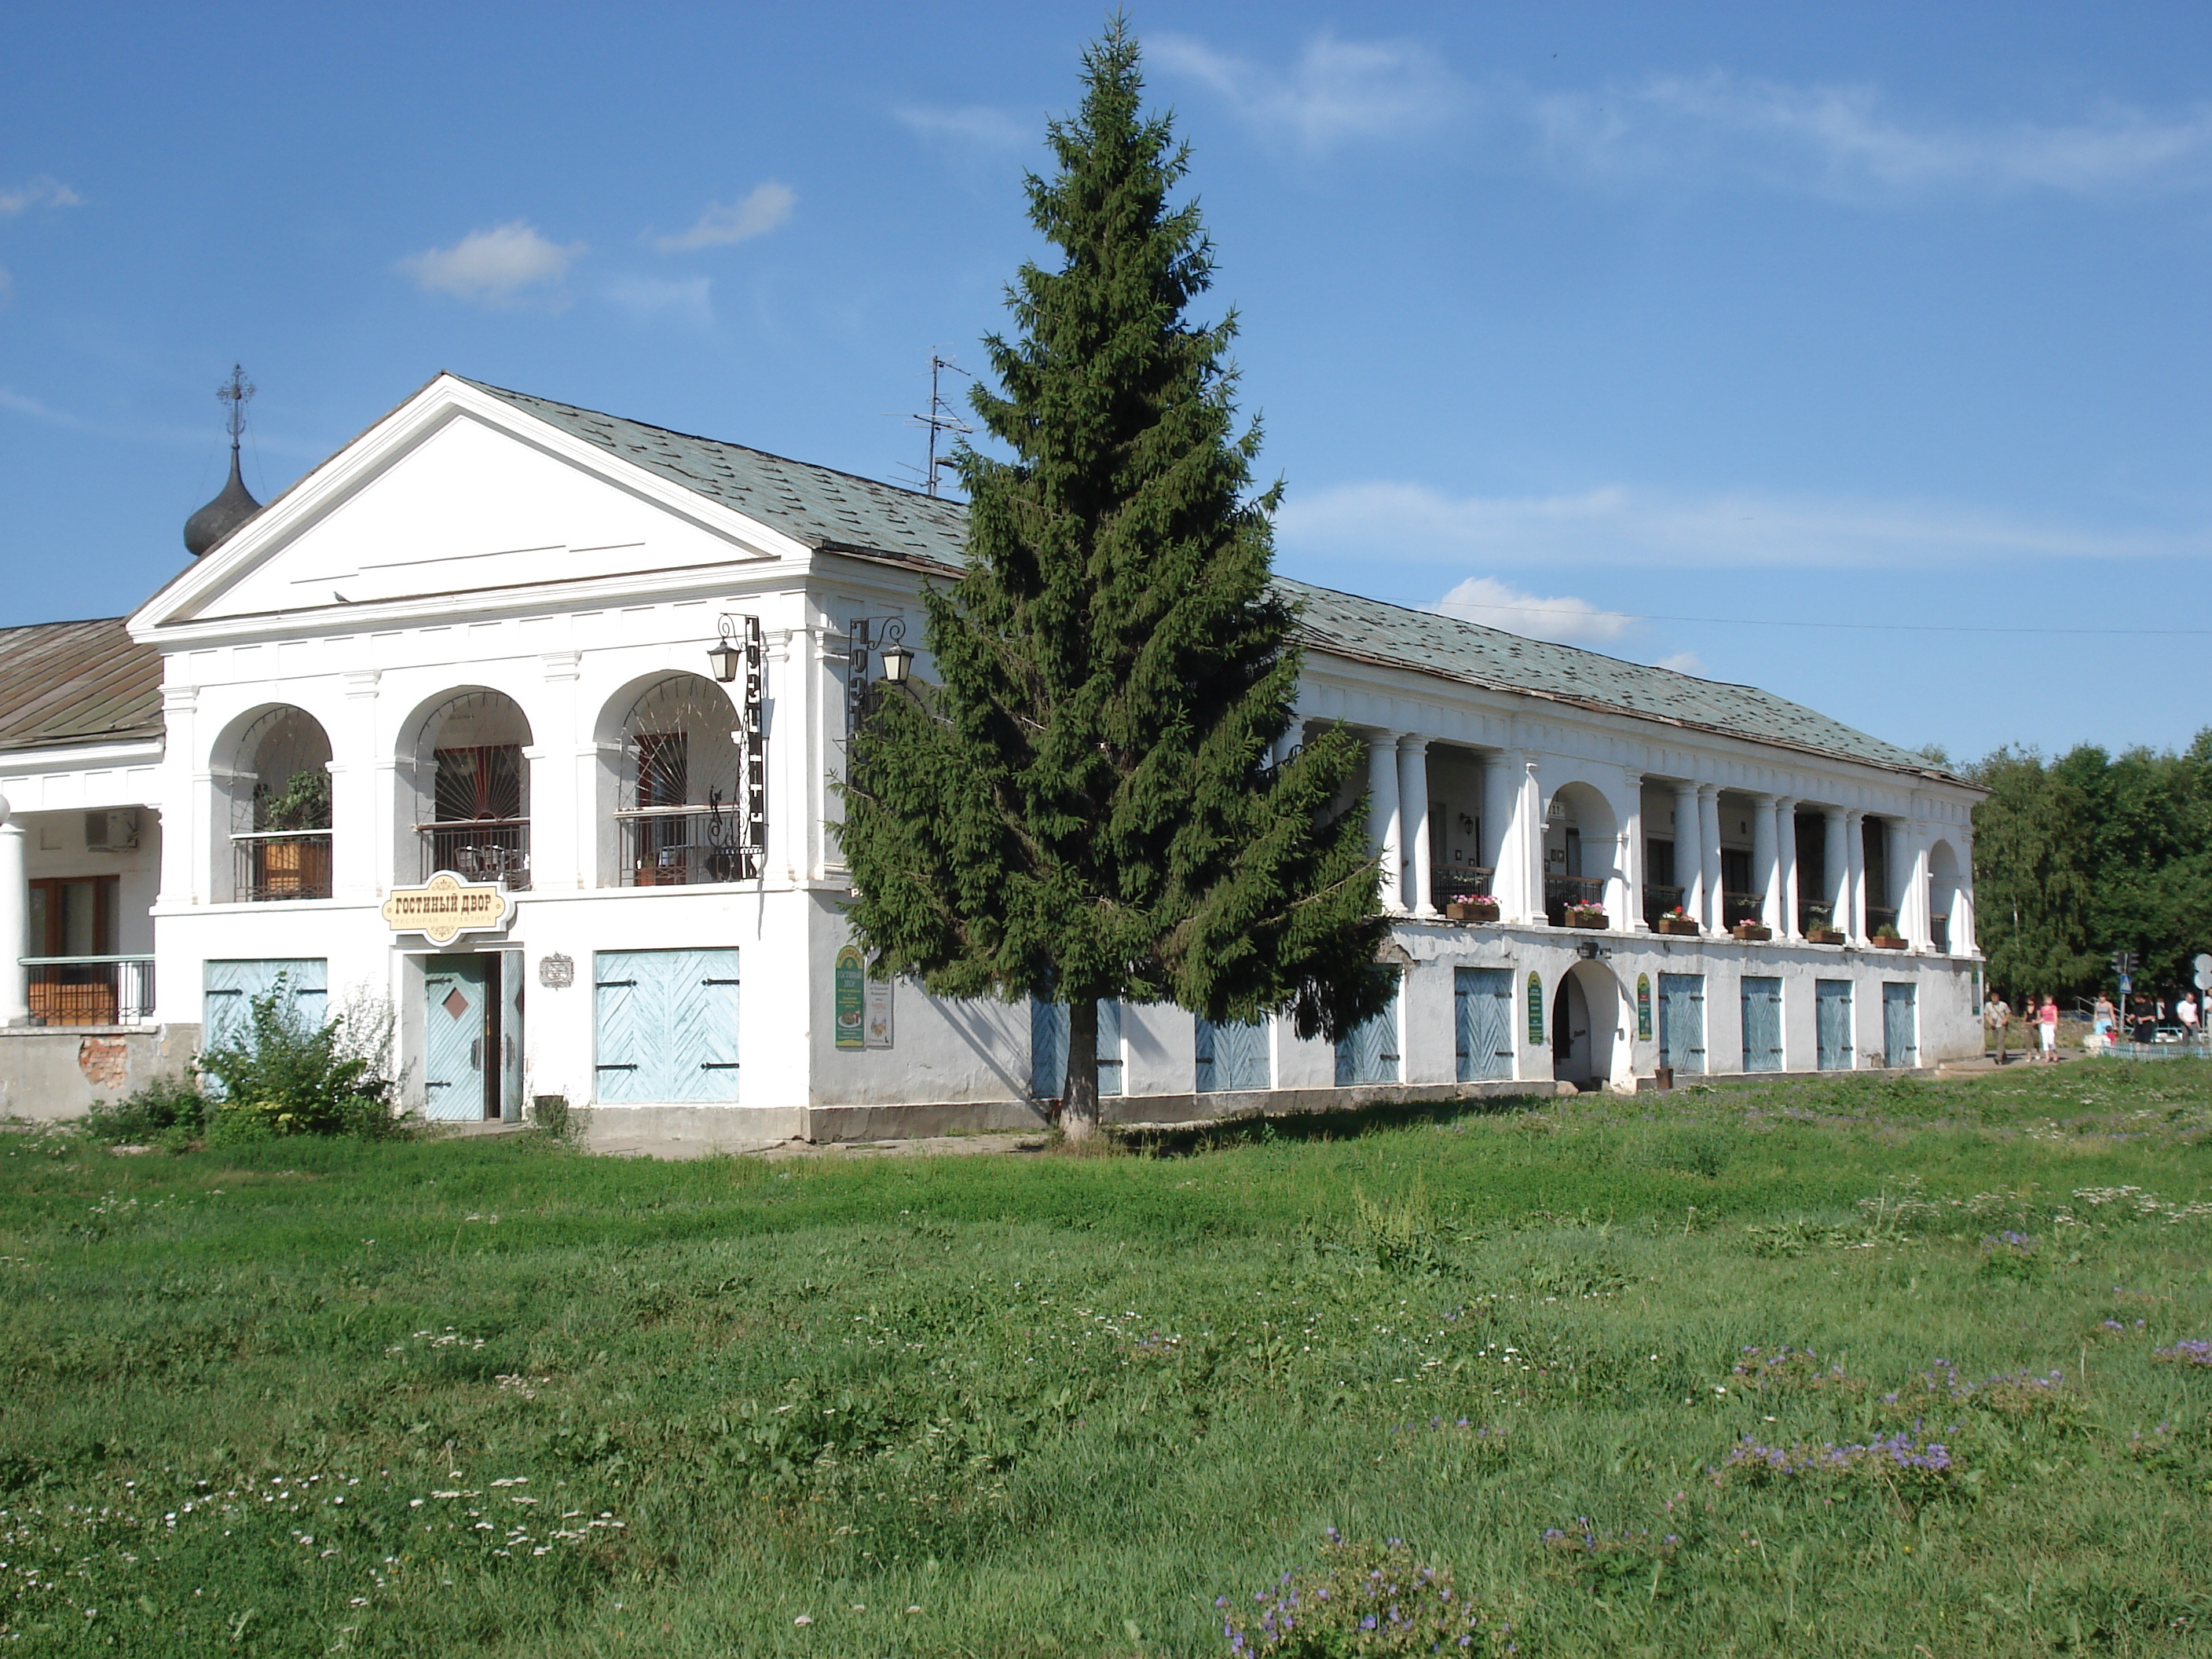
top-left (1, 374), bottom-right (1985, 1137)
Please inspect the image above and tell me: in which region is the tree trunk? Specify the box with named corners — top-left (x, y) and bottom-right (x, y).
top-left (1061, 996), bottom-right (1101, 1143)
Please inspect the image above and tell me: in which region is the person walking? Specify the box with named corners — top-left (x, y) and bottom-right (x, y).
top-left (2181, 991), bottom-right (2200, 1045)
top-left (2093, 993), bottom-right (2116, 1049)
top-left (1985, 991), bottom-right (2011, 1064)
top-left (2037, 994), bottom-right (2060, 1062)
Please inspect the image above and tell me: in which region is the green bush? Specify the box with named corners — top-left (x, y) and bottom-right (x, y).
top-left (197, 978), bottom-right (408, 1140)
top-left (83, 1074), bottom-right (206, 1144)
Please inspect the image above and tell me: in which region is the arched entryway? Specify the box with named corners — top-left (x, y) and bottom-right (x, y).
top-left (1551, 958), bottom-right (1627, 1090)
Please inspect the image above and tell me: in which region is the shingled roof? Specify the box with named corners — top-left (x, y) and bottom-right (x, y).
top-left (0, 617), bottom-right (163, 754)
top-left (464, 379), bottom-right (1941, 780)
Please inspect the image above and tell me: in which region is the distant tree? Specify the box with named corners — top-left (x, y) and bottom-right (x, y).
top-left (835, 22), bottom-right (1392, 1141)
top-left (1970, 733), bottom-right (2212, 1002)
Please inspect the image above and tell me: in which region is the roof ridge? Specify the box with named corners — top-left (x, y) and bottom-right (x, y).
top-left (459, 376), bottom-right (964, 511)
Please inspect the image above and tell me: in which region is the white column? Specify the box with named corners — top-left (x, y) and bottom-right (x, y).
top-left (1674, 781), bottom-right (1704, 932)
top-left (1954, 867), bottom-right (1978, 957)
top-left (0, 793), bottom-right (26, 1026)
top-left (1480, 751), bottom-right (1514, 911)
top-left (157, 684), bottom-right (200, 910)
top-left (1397, 737), bottom-right (1433, 916)
top-left (1521, 756), bottom-right (1544, 925)
top-left (1365, 734), bottom-right (1402, 913)
top-left (333, 669), bottom-right (379, 902)
top-left (1775, 799), bottom-right (1800, 939)
top-left (1619, 771), bottom-right (1646, 932)
top-left (1751, 793), bottom-right (1779, 933)
top-left (1844, 810), bottom-right (1868, 944)
top-left (1699, 786), bottom-right (1723, 933)
top-left (1895, 819), bottom-right (1928, 950)
top-left (537, 650), bottom-right (582, 890)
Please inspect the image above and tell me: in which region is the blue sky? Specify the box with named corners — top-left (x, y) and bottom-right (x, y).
top-left (5, 2), bottom-right (2209, 762)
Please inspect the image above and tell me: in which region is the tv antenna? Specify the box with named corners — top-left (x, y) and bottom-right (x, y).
top-left (903, 354), bottom-right (972, 497)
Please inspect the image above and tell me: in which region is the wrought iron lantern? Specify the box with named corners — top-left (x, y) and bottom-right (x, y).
top-left (877, 641), bottom-right (916, 685)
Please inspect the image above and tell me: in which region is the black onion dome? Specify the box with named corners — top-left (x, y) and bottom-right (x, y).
top-left (183, 449), bottom-right (263, 557)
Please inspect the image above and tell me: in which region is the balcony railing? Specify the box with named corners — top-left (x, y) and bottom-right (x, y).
top-left (617, 808), bottom-right (758, 887)
top-left (231, 830), bottom-right (332, 902)
top-left (1429, 865), bottom-right (1496, 906)
top-left (22, 956), bottom-right (155, 1026)
top-left (1721, 890), bottom-right (1765, 929)
top-left (1798, 901), bottom-right (1835, 936)
top-left (1643, 883), bottom-right (1686, 929)
top-left (1932, 912), bottom-right (1950, 954)
top-left (419, 819), bottom-right (531, 889)
top-left (1544, 874), bottom-right (1608, 926)
top-left (1866, 904), bottom-right (1900, 939)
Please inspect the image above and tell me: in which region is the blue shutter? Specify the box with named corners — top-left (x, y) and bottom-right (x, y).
top-left (595, 949), bottom-right (740, 1104)
top-left (1096, 1000), bottom-right (1124, 1097)
top-left (200, 958), bottom-right (328, 1099)
top-left (1335, 977), bottom-right (1401, 1086)
top-left (1882, 982), bottom-right (1917, 1068)
top-left (1455, 967), bottom-right (1513, 1082)
top-left (1659, 974), bottom-right (1707, 1075)
top-left (1030, 997), bottom-right (1068, 1100)
top-left (1741, 976), bottom-right (1784, 1073)
top-left (1816, 980), bottom-right (1854, 1071)
top-left (1196, 1016), bottom-right (1269, 1093)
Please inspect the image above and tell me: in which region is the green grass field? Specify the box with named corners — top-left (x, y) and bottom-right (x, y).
top-left (3, 1060), bottom-right (2210, 1657)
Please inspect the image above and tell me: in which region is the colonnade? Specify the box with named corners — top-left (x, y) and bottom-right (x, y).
top-left (1350, 728), bottom-right (1972, 954)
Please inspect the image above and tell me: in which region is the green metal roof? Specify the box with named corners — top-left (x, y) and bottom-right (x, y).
top-left (465, 379), bottom-right (971, 566)
top-left (469, 378), bottom-right (1946, 781)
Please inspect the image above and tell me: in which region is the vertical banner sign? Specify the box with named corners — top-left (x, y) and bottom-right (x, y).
top-left (833, 945), bottom-right (866, 1049)
top-left (1636, 973), bottom-right (1653, 1041)
top-left (864, 976), bottom-right (894, 1049)
top-left (1526, 971), bottom-right (1544, 1046)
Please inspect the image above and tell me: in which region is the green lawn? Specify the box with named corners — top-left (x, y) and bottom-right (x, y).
top-left (3, 1062), bottom-right (2210, 1657)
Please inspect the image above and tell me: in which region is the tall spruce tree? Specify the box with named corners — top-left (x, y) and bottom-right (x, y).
top-left (837, 21), bottom-right (1391, 1141)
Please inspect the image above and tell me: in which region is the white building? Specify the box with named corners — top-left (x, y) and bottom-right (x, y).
top-left (0, 373), bottom-right (1984, 1137)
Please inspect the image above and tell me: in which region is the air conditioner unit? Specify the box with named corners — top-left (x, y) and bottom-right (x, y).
top-left (84, 809), bottom-right (141, 852)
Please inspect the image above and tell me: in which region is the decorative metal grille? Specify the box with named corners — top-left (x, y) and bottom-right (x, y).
top-left (615, 642), bottom-right (763, 886)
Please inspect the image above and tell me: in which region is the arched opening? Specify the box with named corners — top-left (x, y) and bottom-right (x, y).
top-left (405, 690), bottom-right (534, 888)
top-left (1542, 781), bottom-right (1620, 927)
top-left (612, 674), bottom-right (753, 886)
top-left (1550, 959), bottom-right (1624, 1090)
top-left (1928, 839), bottom-right (1963, 954)
top-left (225, 705), bottom-right (333, 902)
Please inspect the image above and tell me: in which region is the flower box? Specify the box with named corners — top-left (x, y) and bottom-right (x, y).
top-left (1870, 934), bottom-right (1908, 950)
top-left (1731, 923), bottom-right (1773, 942)
top-left (1805, 927), bottom-right (1846, 945)
top-left (1654, 917), bottom-right (1701, 937)
top-left (1444, 899), bottom-right (1500, 923)
top-left (1563, 908), bottom-right (1608, 930)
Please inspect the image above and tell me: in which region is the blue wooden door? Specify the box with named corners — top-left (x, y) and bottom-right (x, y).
top-left (594, 949), bottom-right (741, 1104)
top-left (1335, 978), bottom-right (1402, 1086)
top-left (1030, 999), bottom-right (1123, 1097)
top-left (201, 958), bottom-right (327, 1099)
top-left (498, 952), bottom-right (525, 1121)
top-left (1816, 980), bottom-right (1854, 1071)
top-left (422, 955), bottom-right (489, 1121)
top-left (1455, 968), bottom-right (1514, 1082)
top-left (1659, 973), bottom-right (1707, 1075)
top-left (1741, 976), bottom-right (1784, 1072)
top-left (1196, 1016), bottom-right (1269, 1092)
top-left (1883, 982), bottom-right (1917, 1068)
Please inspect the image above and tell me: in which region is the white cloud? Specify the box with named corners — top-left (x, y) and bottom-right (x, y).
top-left (397, 221), bottom-right (584, 305)
top-left (1433, 575), bottom-right (1635, 646)
top-left (1532, 71), bottom-right (2212, 200)
top-left (893, 104), bottom-right (1031, 150)
top-left (1152, 31), bottom-right (1462, 152)
top-left (1276, 480), bottom-right (2191, 570)
top-left (0, 384), bottom-right (323, 457)
top-left (0, 177), bottom-right (83, 216)
top-left (1652, 650), bottom-right (1705, 676)
top-left (652, 182), bottom-right (795, 253)
top-left (606, 273), bottom-right (713, 328)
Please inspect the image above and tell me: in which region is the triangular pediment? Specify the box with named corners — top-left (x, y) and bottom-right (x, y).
top-left (132, 375), bottom-right (800, 635)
